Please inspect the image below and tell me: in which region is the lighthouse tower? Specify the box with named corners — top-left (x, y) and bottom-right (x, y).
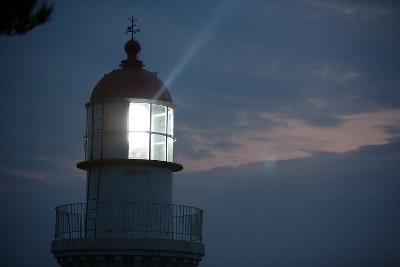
top-left (51, 21), bottom-right (205, 267)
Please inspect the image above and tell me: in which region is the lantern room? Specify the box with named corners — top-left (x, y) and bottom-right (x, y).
top-left (77, 38), bottom-right (182, 172)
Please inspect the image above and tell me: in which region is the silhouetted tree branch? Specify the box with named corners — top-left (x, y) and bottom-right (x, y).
top-left (0, 0), bottom-right (53, 35)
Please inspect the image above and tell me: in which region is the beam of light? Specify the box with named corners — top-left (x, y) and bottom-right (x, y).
top-left (154, 1), bottom-right (236, 100)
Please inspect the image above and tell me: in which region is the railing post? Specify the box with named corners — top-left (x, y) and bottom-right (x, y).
top-left (54, 207), bottom-right (58, 240)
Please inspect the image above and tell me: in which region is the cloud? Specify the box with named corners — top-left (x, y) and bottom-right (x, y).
top-left (0, 155), bottom-right (83, 187)
top-left (307, 98), bottom-right (326, 109)
top-left (313, 65), bottom-right (361, 83)
top-left (309, 0), bottom-right (399, 19)
top-left (177, 109), bottom-right (400, 171)
top-left (175, 139), bottom-right (400, 266)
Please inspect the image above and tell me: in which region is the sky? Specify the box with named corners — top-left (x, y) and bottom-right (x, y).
top-left (1, 0), bottom-right (400, 266)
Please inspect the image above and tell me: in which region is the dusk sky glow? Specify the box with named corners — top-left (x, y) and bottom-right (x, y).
top-left (1, 1), bottom-right (400, 266)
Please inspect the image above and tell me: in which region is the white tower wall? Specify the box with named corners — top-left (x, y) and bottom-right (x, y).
top-left (87, 166), bottom-right (172, 204)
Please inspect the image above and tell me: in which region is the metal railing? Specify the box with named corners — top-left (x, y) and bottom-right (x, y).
top-left (54, 202), bottom-right (203, 242)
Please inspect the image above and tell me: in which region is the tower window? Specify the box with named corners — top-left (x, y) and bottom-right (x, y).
top-left (128, 132), bottom-right (149, 159)
top-left (129, 103), bottom-right (150, 131)
top-left (167, 107), bottom-right (174, 136)
top-left (151, 104), bottom-right (167, 133)
top-left (151, 134), bottom-right (166, 161)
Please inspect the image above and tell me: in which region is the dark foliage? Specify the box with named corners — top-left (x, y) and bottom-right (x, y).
top-left (0, 0), bottom-right (53, 35)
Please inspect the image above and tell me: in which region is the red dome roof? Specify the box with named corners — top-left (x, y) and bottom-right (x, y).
top-left (90, 39), bottom-right (173, 103)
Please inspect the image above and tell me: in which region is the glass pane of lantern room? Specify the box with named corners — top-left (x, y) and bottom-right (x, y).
top-left (128, 132), bottom-right (149, 159)
top-left (129, 103), bottom-right (150, 131)
top-left (167, 137), bottom-right (174, 162)
top-left (151, 134), bottom-right (166, 161)
top-left (151, 104), bottom-right (167, 134)
top-left (167, 108), bottom-right (174, 136)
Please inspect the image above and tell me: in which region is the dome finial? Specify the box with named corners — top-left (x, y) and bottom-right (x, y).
top-left (121, 16), bottom-right (143, 68)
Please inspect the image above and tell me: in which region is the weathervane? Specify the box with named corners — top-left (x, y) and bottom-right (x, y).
top-left (125, 16), bottom-right (140, 39)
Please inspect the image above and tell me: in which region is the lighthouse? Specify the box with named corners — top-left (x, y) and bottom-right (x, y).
top-left (51, 20), bottom-right (205, 267)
